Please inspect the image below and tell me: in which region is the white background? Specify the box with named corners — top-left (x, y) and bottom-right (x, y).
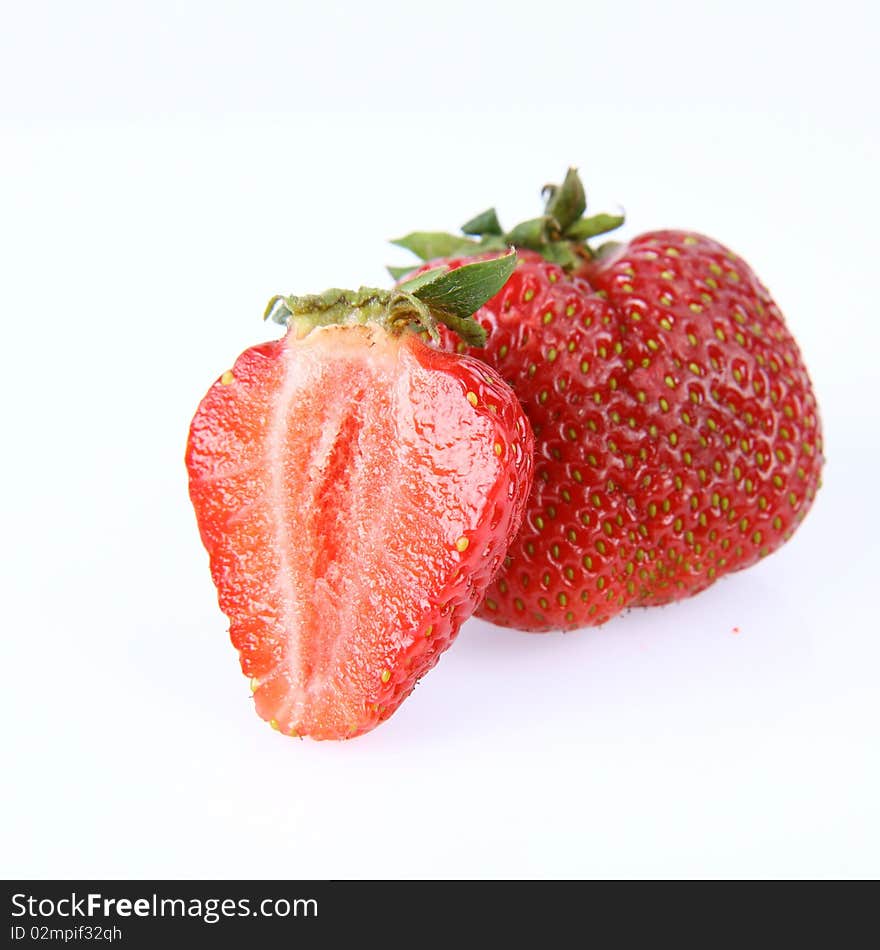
top-left (2, 1), bottom-right (878, 879)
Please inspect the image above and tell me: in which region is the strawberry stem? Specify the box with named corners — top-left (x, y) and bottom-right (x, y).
top-left (542, 167), bottom-right (586, 233)
top-left (461, 208), bottom-right (503, 236)
top-left (266, 252), bottom-right (516, 347)
top-left (389, 168), bottom-right (624, 273)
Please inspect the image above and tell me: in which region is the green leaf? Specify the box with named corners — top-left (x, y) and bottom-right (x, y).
top-left (565, 212), bottom-right (625, 241)
top-left (593, 239), bottom-right (624, 261)
top-left (264, 294), bottom-right (292, 325)
top-left (543, 168), bottom-right (586, 232)
top-left (404, 252), bottom-right (516, 317)
top-left (542, 241), bottom-right (579, 270)
top-left (462, 208), bottom-right (502, 236)
top-left (396, 266), bottom-right (449, 294)
top-left (504, 216), bottom-right (555, 250)
top-left (477, 234), bottom-right (509, 253)
top-left (387, 264), bottom-right (417, 281)
top-left (390, 231), bottom-right (481, 261)
top-left (399, 252), bottom-right (517, 346)
top-left (429, 310), bottom-right (486, 347)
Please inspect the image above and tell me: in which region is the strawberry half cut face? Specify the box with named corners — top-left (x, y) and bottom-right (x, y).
top-left (187, 321), bottom-right (532, 739)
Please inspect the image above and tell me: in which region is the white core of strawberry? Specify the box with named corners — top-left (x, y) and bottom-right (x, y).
top-left (263, 323), bottom-right (496, 733)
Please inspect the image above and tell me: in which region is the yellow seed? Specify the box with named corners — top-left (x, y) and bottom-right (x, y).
top-left (466, 391), bottom-right (478, 406)
top-left (220, 370), bottom-right (234, 385)
top-left (381, 669), bottom-right (391, 684)
top-left (493, 442), bottom-right (502, 456)
top-left (250, 678), bottom-right (259, 692)
top-left (269, 719), bottom-right (280, 731)
top-left (455, 536), bottom-right (469, 552)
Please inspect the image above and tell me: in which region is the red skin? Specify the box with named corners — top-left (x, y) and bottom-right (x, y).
top-left (187, 323), bottom-right (533, 738)
top-left (417, 237), bottom-right (823, 631)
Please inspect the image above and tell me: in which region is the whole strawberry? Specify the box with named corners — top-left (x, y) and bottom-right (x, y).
top-left (187, 257), bottom-right (534, 738)
top-left (392, 171), bottom-right (823, 631)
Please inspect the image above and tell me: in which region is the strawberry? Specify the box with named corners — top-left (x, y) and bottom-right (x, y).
top-left (391, 171), bottom-right (823, 631)
top-left (186, 257), bottom-right (534, 738)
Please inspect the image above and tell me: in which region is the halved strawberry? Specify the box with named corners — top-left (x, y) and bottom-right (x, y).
top-left (186, 260), bottom-right (533, 739)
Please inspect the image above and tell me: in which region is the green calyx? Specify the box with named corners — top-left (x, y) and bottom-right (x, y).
top-left (265, 252), bottom-right (516, 348)
top-left (389, 168), bottom-right (624, 275)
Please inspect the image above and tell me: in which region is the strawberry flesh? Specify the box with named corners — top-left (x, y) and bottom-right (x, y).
top-left (187, 323), bottom-right (533, 738)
